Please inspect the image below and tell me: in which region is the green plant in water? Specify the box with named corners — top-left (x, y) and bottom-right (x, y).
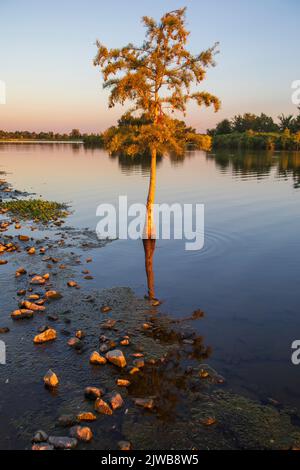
top-left (0, 199), bottom-right (69, 222)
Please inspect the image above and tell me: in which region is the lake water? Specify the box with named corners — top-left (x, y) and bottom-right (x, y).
top-left (1, 143), bottom-right (300, 408)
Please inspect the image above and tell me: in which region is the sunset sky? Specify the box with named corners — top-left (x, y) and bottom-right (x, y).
top-left (0, 0), bottom-right (299, 133)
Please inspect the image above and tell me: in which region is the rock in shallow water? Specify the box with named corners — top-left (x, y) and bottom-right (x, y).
top-left (11, 309), bottom-right (34, 320)
top-left (84, 386), bottom-right (103, 400)
top-left (34, 328), bottom-right (57, 344)
top-left (134, 398), bottom-right (155, 409)
top-left (32, 430), bottom-right (49, 443)
top-left (116, 379), bottom-right (131, 388)
top-left (58, 414), bottom-right (77, 427)
top-left (32, 443), bottom-right (54, 451)
top-left (118, 440), bottom-right (132, 450)
top-left (94, 398), bottom-right (113, 415)
top-left (0, 327), bottom-right (9, 334)
top-left (105, 349), bottom-right (127, 368)
top-left (108, 392), bottom-right (124, 410)
top-left (48, 436), bottom-right (78, 449)
top-left (69, 425), bottom-right (93, 442)
top-left (90, 351), bottom-right (107, 365)
top-left (76, 412), bottom-right (97, 422)
top-left (43, 369), bottom-right (59, 388)
top-left (67, 337), bottom-right (81, 348)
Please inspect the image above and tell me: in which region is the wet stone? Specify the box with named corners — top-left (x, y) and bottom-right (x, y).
top-left (57, 414), bottom-right (77, 427)
top-left (84, 387), bottom-right (103, 401)
top-left (47, 314), bottom-right (59, 322)
top-left (116, 379), bottom-right (131, 388)
top-left (101, 319), bottom-right (117, 330)
top-left (32, 443), bottom-right (54, 451)
top-left (11, 309), bottom-right (34, 320)
top-left (94, 398), bottom-right (113, 415)
top-left (134, 398), bottom-right (155, 409)
top-left (0, 327), bottom-right (9, 334)
top-left (34, 328), bottom-right (57, 344)
top-left (133, 358), bottom-right (145, 368)
top-left (44, 369), bottom-right (59, 389)
top-left (48, 436), bottom-right (78, 449)
top-left (101, 306), bottom-right (112, 313)
top-left (90, 351), bottom-right (107, 365)
top-left (68, 337), bottom-right (82, 348)
top-left (118, 440), bottom-right (132, 450)
top-left (32, 430), bottom-right (49, 443)
top-left (105, 349), bottom-right (127, 368)
top-left (108, 392), bottom-right (124, 410)
top-left (69, 425), bottom-right (93, 442)
top-left (76, 412), bottom-right (97, 422)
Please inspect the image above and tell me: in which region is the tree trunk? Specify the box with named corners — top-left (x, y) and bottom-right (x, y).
top-left (146, 147), bottom-right (157, 239)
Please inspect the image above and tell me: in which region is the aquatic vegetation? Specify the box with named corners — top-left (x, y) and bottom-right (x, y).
top-left (0, 198), bottom-right (69, 222)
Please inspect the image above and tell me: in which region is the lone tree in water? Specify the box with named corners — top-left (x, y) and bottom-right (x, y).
top-left (94, 7), bottom-right (220, 237)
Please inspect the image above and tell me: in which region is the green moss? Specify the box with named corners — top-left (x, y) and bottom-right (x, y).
top-left (0, 198), bottom-right (69, 222)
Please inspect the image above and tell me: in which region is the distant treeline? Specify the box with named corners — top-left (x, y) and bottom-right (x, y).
top-left (208, 110), bottom-right (300, 135)
top-left (208, 111), bottom-right (300, 150)
top-left (0, 128), bottom-right (104, 145)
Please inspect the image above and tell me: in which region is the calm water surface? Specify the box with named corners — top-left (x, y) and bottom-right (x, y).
top-left (1, 144), bottom-right (300, 407)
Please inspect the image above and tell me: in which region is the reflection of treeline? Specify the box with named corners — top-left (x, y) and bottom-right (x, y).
top-left (208, 111), bottom-right (300, 151)
top-left (209, 150), bottom-right (300, 188)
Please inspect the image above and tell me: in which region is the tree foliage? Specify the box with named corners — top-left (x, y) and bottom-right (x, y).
top-left (94, 7), bottom-right (220, 156)
top-left (103, 113), bottom-right (211, 157)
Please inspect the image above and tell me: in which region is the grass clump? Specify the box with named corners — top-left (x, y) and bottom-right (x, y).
top-left (0, 199), bottom-right (69, 222)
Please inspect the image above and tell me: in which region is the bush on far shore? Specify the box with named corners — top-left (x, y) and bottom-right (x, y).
top-left (213, 130), bottom-right (300, 151)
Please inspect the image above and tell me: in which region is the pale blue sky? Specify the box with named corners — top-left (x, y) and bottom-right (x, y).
top-left (0, 0), bottom-right (299, 132)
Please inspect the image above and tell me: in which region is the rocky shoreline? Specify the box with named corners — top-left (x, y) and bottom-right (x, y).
top-left (1, 173), bottom-right (300, 450)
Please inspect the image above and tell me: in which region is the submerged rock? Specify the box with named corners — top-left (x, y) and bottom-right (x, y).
top-left (100, 305), bottom-right (112, 313)
top-left (0, 327), bottom-right (10, 334)
top-left (58, 414), bottom-right (77, 428)
top-left (133, 358), bottom-right (145, 369)
top-left (101, 319), bottom-right (117, 330)
top-left (134, 398), bottom-right (155, 410)
top-left (67, 337), bottom-right (81, 348)
top-left (105, 349), bottom-right (127, 368)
